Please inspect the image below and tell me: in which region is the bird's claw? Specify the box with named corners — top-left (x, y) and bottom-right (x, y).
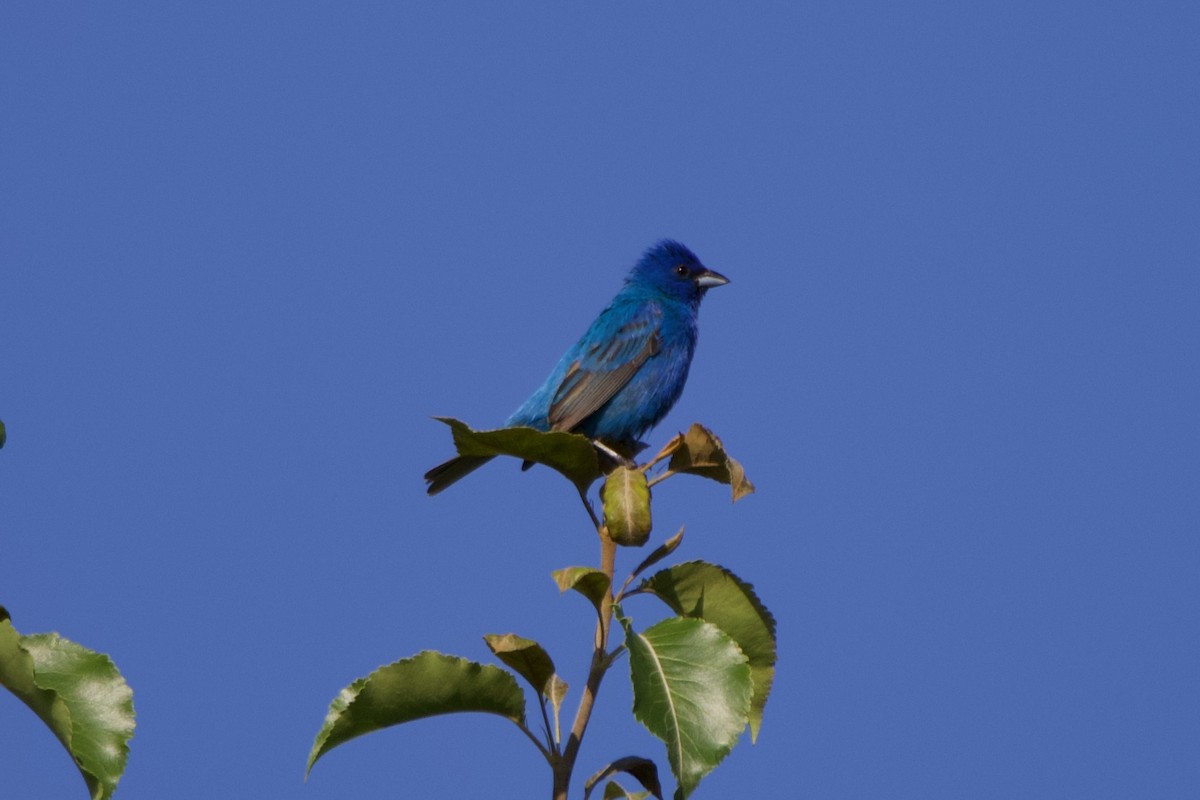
top-left (591, 439), bottom-right (637, 469)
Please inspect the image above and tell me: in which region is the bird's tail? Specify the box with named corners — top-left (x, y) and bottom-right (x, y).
top-left (424, 454), bottom-right (494, 495)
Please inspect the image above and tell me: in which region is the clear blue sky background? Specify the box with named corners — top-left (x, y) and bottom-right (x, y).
top-left (2, 3), bottom-right (1197, 798)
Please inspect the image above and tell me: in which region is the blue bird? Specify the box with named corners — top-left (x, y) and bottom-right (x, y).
top-left (425, 240), bottom-right (729, 495)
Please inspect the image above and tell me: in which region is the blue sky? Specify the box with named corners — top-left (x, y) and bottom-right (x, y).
top-left (2, 3), bottom-right (1197, 798)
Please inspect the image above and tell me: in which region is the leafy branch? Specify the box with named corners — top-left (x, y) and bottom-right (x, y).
top-left (0, 420), bottom-right (136, 799)
top-left (0, 606), bottom-right (136, 800)
top-left (306, 419), bottom-right (772, 800)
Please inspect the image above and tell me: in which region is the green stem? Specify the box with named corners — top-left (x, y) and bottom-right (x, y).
top-left (552, 488), bottom-right (618, 800)
top-left (519, 720), bottom-right (554, 764)
top-left (645, 468), bottom-right (676, 489)
top-left (577, 485), bottom-right (602, 530)
top-left (537, 693), bottom-right (559, 756)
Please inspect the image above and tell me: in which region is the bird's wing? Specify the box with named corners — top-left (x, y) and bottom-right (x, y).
top-left (547, 303), bottom-right (662, 433)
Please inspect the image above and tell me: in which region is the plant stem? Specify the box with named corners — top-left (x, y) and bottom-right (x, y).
top-left (646, 468), bottom-right (676, 489)
top-left (519, 722), bottom-right (554, 764)
top-left (577, 485), bottom-right (602, 531)
top-left (552, 489), bottom-right (618, 800)
top-left (538, 694), bottom-right (558, 757)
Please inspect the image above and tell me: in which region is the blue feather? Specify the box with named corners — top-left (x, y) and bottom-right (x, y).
top-left (426, 240), bottom-right (728, 494)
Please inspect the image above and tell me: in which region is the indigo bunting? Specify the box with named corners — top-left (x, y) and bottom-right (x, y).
top-left (425, 240), bottom-right (728, 495)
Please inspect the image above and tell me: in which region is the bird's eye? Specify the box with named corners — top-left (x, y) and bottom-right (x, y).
top-left (673, 264), bottom-right (689, 277)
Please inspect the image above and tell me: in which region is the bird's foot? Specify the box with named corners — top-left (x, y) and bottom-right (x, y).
top-left (592, 439), bottom-right (637, 469)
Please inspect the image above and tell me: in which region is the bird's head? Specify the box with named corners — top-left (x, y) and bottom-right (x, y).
top-left (627, 240), bottom-right (729, 304)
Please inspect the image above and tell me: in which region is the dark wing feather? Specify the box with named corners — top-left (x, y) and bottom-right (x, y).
top-left (547, 305), bottom-right (661, 432)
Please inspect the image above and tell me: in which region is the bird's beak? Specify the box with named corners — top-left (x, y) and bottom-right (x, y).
top-left (694, 268), bottom-right (730, 289)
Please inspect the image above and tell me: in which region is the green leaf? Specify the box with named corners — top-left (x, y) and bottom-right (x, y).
top-left (617, 609), bottom-right (751, 800)
top-left (584, 756), bottom-right (664, 799)
top-left (602, 781), bottom-right (653, 800)
top-left (638, 561), bottom-right (777, 742)
top-left (602, 466), bottom-right (652, 546)
top-left (628, 528), bottom-right (684, 585)
top-left (551, 567), bottom-right (611, 614)
top-left (0, 618), bottom-right (135, 800)
top-left (546, 673), bottom-right (569, 743)
top-left (483, 633), bottom-right (557, 697)
top-left (435, 417), bottom-right (601, 492)
top-left (307, 650), bottom-right (526, 775)
top-left (661, 424), bottom-right (754, 502)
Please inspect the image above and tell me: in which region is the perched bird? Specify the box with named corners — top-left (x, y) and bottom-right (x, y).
top-left (425, 240), bottom-right (728, 495)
